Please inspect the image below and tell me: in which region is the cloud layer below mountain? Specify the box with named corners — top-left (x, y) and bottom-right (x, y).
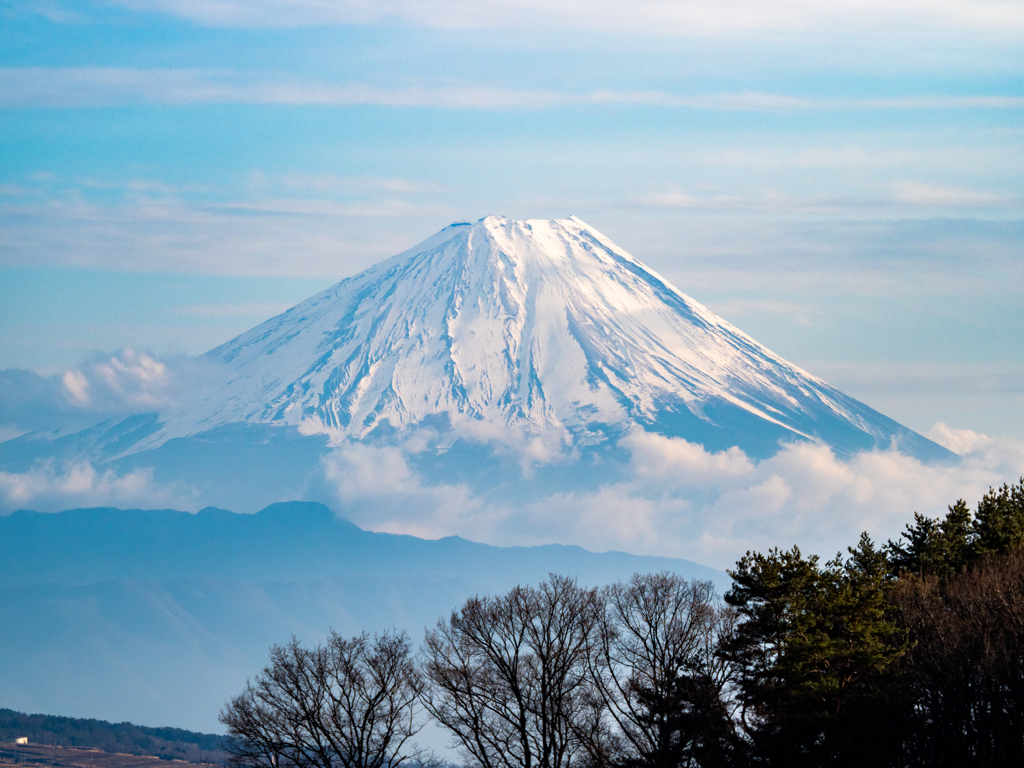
top-left (3, 401), bottom-right (1022, 570)
top-left (3, 341), bottom-right (1022, 570)
top-left (314, 424), bottom-right (1024, 567)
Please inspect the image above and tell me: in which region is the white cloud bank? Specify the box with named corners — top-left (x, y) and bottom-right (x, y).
top-left (0, 461), bottom-right (199, 514)
top-left (0, 349), bottom-right (227, 437)
top-left (2, 420), bottom-right (1023, 568)
top-left (313, 424), bottom-right (1024, 568)
top-left (3, 347), bottom-right (1022, 568)
top-left (59, 348), bottom-right (227, 413)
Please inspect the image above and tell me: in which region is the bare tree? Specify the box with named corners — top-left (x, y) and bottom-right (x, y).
top-left (892, 546), bottom-right (1024, 766)
top-left (593, 574), bottom-right (739, 768)
top-left (220, 630), bottom-right (432, 768)
top-left (421, 575), bottom-right (605, 768)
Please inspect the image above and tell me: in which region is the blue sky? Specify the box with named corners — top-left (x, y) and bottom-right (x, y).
top-left (1, 0), bottom-right (1023, 444)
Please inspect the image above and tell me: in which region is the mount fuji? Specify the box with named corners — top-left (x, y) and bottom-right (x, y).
top-left (0, 217), bottom-right (960, 733)
top-left (1, 215), bottom-right (953, 514)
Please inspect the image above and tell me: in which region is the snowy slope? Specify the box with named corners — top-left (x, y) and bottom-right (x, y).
top-left (140, 215), bottom-right (948, 460)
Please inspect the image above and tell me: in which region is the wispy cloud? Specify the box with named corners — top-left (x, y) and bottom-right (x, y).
top-left (630, 184), bottom-right (1020, 215)
top-left (691, 145), bottom-right (1024, 175)
top-left (3, 68), bottom-right (1023, 112)
top-left (278, 174), bottom-right (442, 195)
top-left (77, 177), bottom-right (212, 195)
top-left (174, 302), bottom-right (292, 318)
top-left (0, 68), bottom-right (561, 109)
top-left (809, 360), bottom-right (1024, 397)
top-left (0, 192), bottom-right (454, 276)
top-left (707, 299), bottom-right (817, 326)
top-left (590, 92), bottom-right (1024, 111)
top-left (892, 180), bottom-right (1006, 206)
top-left (96, 0), bottom-right (1024, 34)
top-left (5, 0), bottom-right (87, 23)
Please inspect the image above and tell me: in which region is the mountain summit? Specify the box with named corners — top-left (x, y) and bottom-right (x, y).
top-left (145, 215), bottom-right (946, 460)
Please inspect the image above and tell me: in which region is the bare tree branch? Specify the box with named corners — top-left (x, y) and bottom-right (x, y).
top-left (421, 575), bottom-right (605, 768)
top-left (221, 631), bottom-right (434, 768)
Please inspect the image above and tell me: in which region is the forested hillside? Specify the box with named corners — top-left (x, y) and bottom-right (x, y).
top-left (0, 710), bottom-right (224, 763)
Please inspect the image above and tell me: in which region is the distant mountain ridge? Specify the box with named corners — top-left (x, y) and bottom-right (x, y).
top-left (0, 502), bottom-right (724, 733)
top-left (0, 501), bottom-right (723, 589)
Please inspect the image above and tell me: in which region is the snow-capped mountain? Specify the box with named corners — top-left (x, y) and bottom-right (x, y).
top-left (0, 217), bottom-right (959, 729)
top-left (139, 214), bottom-right (946, 460)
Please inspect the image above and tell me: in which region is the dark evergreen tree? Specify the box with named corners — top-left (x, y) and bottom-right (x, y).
top-left (822, 534), bottom-right (909, 765)
top-left (719, 547), bottom-right (825, 766)
top-left (624, 659), bottom-right (741, 768)
top-left (886, 500), bottom-right (972, 579)
top-left (971, 478), bottom-right (1024, 558)
top-left (721, 538), bottom-right (907, 767)
top-left (886, 478), bottom-right (1024, 578)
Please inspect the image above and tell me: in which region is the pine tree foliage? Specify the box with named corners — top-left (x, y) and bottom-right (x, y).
top-left (721, 537), bottom-right (907, 766)
top-left (971, 478), bottom-right (1024, 557)
top-left (886, 501), bottom-right (972, 578)
top-left (887, 478), bottom-right (1024, 577)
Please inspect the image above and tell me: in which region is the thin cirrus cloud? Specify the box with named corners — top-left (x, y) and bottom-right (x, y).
top-left (101, 0), bottom-right (1024, 33)
top-left (0, 68), bottom-right (562, 109)
top-left (173, 302), bottom-right (294, 318)
top-left (707, 299), bottom-right (817, 326)
top-left (3, 68), bottom-right (1024, 111)
top-left (807, 360), bottom-right (1024, 400)
top-left (2, 181), bottom-right (1017, 282)
top-left (276, 174), bottom-right (442, 194)
top-left (0, 194), bottom-right (449, 276)
top-left (632, 187), bottom-right (1019, 215)
top-left (892, 180), bottom-right (1007, 207)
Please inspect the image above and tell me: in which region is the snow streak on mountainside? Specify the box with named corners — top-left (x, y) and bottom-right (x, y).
top-left (145, 215), bottom-right (948, 461)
